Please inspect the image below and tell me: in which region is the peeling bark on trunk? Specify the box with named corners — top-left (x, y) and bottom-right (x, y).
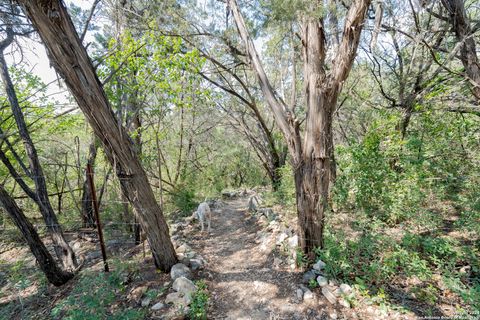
top-left (125, 82), bottom-right (142, 245)
top-left (441, 0), bottom-right (480, 101)
top-left (16, 0), bottom-right (177, 271)
top-left (80, 138), bottom-right (97, 228)
top-left (229, 0), bottom-right (370, 256)
top-left (0, 48), bottom-right (77, 271)
top-left (0, 185), bottom-right (73, 286)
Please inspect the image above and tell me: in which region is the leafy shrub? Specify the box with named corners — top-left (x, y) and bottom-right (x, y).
top-left (295, 247), bottom-right (308, 268)
top-left (272, 164), bottom-right (296, 212)
top-left (316, 231), bottom-right (432, 286)
top-left (189, 280), bottom-right (209, 320)
top-left (457, 177), bottom-right (480, 235)
top-left (444, 276), bottom-right (480, 312)
top-left (170, 185), bottom-right (197, 214)
top-left (308, 278), bottom-right (318, 289)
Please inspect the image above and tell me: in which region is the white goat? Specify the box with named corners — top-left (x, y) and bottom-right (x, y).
top-left (195, 202), bottom-right (211, 233)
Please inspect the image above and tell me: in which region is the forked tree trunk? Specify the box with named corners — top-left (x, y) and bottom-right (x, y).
top-left (16, 0), bottom-right (177, 271)
top-left (229, 0), bottom-right (370, 256)
top-left (0, 48), bottom-right (78, 271)
top-left (0, 185), bottom-right (73, 286)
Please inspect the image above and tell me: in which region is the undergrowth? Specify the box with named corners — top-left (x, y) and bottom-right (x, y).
top-left (51, 259), bottom-right (144, 320)
top-left (188, 280), bottom-right (209, 320)
top-left (267, 112), bottom-right (480, 313)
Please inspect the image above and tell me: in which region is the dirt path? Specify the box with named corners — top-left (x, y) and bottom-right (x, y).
top-left (188, 197), bottom-right (320, 320)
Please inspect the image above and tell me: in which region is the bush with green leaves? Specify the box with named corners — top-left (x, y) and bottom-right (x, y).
top-left (272, 164), bottom-right (296, 212)
top-left (189, 280), bottom-right (209, 320)
top-left (170, 185), bottom-right (198, 215)
top-left (315, 231), bottom-right (434, 286)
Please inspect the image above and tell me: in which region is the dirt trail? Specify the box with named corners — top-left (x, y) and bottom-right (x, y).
top-left (188, 197), bottom-right (320, 320)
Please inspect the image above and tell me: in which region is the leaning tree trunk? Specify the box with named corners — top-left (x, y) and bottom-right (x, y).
top-left (0, 48), bottom-right (78, 271)
top-left (0, 185), bottom-right (73, 286)
top-left (80, 138), bottom-right (97, 228)
top-left (16, 0), bottom-right (177, 271)
top-left (126, 88), bottom-right (142, 245)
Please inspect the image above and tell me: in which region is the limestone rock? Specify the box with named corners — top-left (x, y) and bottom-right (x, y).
top-left (338, 297), bottom-right (351, 308)
top-left (248, 195), bottom-right (260, 212)
top-left (312, 259), bottom-right (326, 271)
top-left (172, 276), bottom-right (197, 297)
top-left (189, 258), bottom-right (204, 270)
top-left (185, 251), bottom-right (196, 259)
top-left (288, 235), bottom-right (299, 248)
top-left (165, 291), bottom-right (191, 306)
top-left (176, 244), bottom-right (190, 254)
top-left (339, 283), bottom-right (352, 295)
top-left (276, 233), bottom-right (288, 245)
top-left (296, 288), bottom-right (303, 301)
top-left (317, 275), bottom-right (328, 287)
top-left (303, 289), bottom-right (315, 303)
top-left (302, 270), bottom-right (317, 284)
top-left (273, 257), bottom-right (282, 268)
top-left (322, 286), bottom-right (337, 305)
top-left (141, 297), bottom-right (151, 307)
top-left (150, 302), bottom-right (165, 310)
top-left (329, 279), bottom-right (338, 287)
top-left (127, 285), bottom-right (148, 303)
top-left (170, 263), bottom-right (192, 280)
top-left (333, 288), bottom-right (341, 297)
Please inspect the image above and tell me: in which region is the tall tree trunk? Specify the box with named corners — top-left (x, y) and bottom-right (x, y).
top-left (17, 0), bottom-right (177, 271)
top-left (0, 47), bottom-right (77, 271)
top-left (0, 185), bottom-right (73, 286)
top-left (229, 0), bottom-right (370, 256)
top-left (441, 0), bottom-right (480, 101)
top-left (80, 138), bottom-right (97, 228)
top-left (126, 88), bottom-right (142, 245)
top-left (296, 19), bottom-right (337, 253)
top-left (296, 102), bottom-right (336, 253)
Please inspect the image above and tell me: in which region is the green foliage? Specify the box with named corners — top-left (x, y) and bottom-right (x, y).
top-left (189, 280), bottom-right (209, 320)
top-left (295, 247), bottom-right (308, 268)
top-left (402, 234), bottom-right (460, 270)
top-left (8, 260), bottom-right (32, 290)
top-left (315, 231), bottom-right (434, 286)
top-left (316, 228), bottom-right (480, 311)
top-left (308, 278), bottom-right (318, 289)
top-left (170, 185), bottom-right (197, 215)
top-left (333, 116), bottom-right (428, 225)
top-left (100, 29), bottom-right (206, 110)
top-left (457, 177), bottom-right (480, 234)
top-left (444, 276), bottom-right (480, 312)
top-left (410, 284), bottom-right (439, 305)
top-left (51, 260), bottom-right (144, 320)
top-left (271, 164), bottom-right (296, 212)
